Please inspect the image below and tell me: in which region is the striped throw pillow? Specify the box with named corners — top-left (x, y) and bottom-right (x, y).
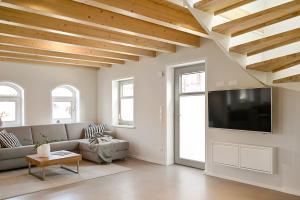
top-left (0, 130), bottom-right (22, 148)
top-left (0, 131), bottom-right (2, 148)
top-left (84, 124), bottom-right (106, 139)
top-left (90, 123), bottom-right (106, 132)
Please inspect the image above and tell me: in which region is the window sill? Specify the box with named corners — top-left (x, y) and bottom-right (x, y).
top-left (0, 124), bottom-right (22, 128)
top-left (112, 125), bottom-right (136, 129)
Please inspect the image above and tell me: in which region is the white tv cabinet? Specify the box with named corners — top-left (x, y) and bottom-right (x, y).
top-left (212, 142), bottom-right (276, 174)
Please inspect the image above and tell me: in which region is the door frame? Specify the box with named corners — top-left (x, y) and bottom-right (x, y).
top-left (174, 63), bottom-right (206, 169)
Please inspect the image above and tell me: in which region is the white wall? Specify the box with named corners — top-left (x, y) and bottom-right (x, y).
top-left (97, 39), bottom-right (300, 195)
top-left (0, 62), bottom-right (98, 125)
top-left (97, 55), bottom-right (167, 164)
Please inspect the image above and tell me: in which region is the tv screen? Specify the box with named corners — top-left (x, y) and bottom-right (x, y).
top-left (208, 88), bottom-right (272, 132)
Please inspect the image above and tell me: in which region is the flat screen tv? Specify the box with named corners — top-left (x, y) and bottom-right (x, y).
top-left (208, 88), bottom-right (272, 132)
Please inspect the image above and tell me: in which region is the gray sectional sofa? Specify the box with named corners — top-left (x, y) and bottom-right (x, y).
top-left (0, 123), bottom-right (129, 171)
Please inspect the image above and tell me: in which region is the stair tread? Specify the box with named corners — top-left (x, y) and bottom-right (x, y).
top-left (230, 28), bottom-right (300, 56)
top-left (247, 53), bottom-right (300, 72)
top-left (273, 73), bottom-right (300, 83)
top-left (212, 0), bottom-right (300, 36)
top-left (194, 0), bottom-right (255, 15)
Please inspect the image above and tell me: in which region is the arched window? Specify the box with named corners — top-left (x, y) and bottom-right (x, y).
top-left (51, 85), bottom-right (79, 123)
top-left (0, 82), bottom-right (24, 126)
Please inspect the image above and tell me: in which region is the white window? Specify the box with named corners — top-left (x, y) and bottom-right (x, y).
top-left (0, 82), bottom-right (24, 126)
top-left (112, 78), bottom-right (134, 127)
top-left (51, 85), bottom-right (79, 123)
top-left (118, 79), bottom-right (134, 125)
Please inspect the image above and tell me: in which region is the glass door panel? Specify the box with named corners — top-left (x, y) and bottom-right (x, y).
top-left (179, 95), bottom-right (205, 162)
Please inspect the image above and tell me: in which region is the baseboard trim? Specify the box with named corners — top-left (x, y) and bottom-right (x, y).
top-left (128, 154), bottom-right (165, 165)
top-left (204, 171), bottom-right (300, 197)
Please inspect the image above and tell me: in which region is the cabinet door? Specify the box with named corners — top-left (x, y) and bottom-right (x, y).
top-left (212, 142), bottom-right (239, 167)
top-left (240, 144), bottom-right (274, 174)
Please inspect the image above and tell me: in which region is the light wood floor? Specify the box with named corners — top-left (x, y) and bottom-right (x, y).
top-left (9, 159), bottom-right (300, 200)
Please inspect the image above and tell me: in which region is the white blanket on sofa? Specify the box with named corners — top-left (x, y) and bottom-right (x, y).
top-left (89, 135), bottom-right (114, 163)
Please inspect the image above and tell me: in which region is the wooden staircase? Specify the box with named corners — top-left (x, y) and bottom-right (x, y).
top-left (185, 0), bottom-right (300, 89)
top-left (229, 28), bottom-right (300, 56)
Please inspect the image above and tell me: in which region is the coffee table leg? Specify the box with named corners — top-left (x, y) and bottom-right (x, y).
top-left (28, 163), bottom-right (46, 181)
top-left (28, 161), bottom-right (31, 174)
top-left (77, 160), bottom-right (79, 173)
top-left (41, 167), bottom-right (46, 181)
top-left (61, 160), bottom-right (80, 174)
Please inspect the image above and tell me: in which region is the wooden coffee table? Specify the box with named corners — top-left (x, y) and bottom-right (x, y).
top-left (25, 150), bottom-right (82, 181)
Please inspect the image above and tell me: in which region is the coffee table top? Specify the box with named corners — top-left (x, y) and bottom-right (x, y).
top-left (25, 150), bottom-right (82, 166)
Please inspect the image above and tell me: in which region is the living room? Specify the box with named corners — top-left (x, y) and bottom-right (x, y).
top-left (0, 0), bottom-right (299, 199)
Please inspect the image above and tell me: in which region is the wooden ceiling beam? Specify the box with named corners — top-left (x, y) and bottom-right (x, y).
top-left (0, 23), bottom-right (156, 57)
top-left (0, 50), bottom-right (111, 68)
top-left (247, 53), bottom-right (300, 72)
top-left (220, 7), bottom-right (250, 20)
top-left (194, 0), bottom-right (255, 15)
top-left (273, 73), bottom-right (300, 84)
top-left (74, 0), bottom-right (207, 37)
top-left (0, 6), bottom-right (175, 53)
top-left (0, 0), bottom-right (201, 47)
top-left (0, 44), bottom-right (124, 64)
top-left (0, 56), bottom-right (102, 69)
top-left (230, 28), bottom-right (300, 56)
top-left (0, 35), bottom-right (139, 61)
top-left (213, 1), bottom-right (300, 36)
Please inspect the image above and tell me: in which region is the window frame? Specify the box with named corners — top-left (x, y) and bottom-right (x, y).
top-left (180, 71), bottom-right (205, 95)
top-left (0, 82), bottom-right (23, 127)
top-left (118, 79), bottom-right (134, 126)
top-left (51, 85), bottom-right (79, 123)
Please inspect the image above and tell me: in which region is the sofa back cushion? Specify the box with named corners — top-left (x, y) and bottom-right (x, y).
top-left (31, 124), bottom-right (68, 144)
top-left (4, 126), bottom-right (33, 145)
top-left (65, 122), bottom-right (90, 140)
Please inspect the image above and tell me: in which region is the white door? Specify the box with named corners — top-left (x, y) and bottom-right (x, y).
top-left (174, 64), bottom-right (206, 169)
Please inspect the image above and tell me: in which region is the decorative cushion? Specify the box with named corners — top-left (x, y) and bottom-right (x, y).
top-left (0, 130), bottom-right (22, 148)
top-left (90, 123), bottom-right (106, 132)
top-left (0, 131), bottom-right (2, 148)
top-left (84, 124), bottom-right (106, 139)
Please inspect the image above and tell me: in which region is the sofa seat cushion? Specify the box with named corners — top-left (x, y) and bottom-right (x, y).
top-left (50, 140), bottom-right (80, 152)
top-left (110, 139), bottom-right (129, 151)
top-left (79, 139), bottom-right (129, 153)
top-left (0, 145), bottom-right (35, 160)
top-left (0, 158), bottom-right (27, 171)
